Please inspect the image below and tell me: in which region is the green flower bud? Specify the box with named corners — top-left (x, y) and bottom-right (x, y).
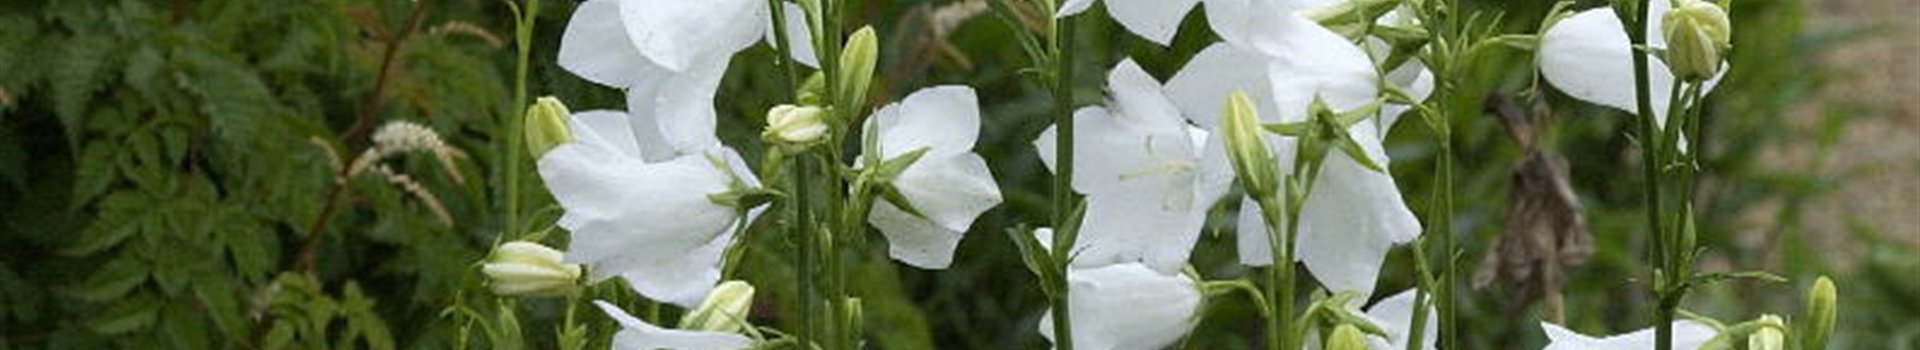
top-left (524, 97), bottom-right (574, 158)
top-left (1749, 315), bottom-right (1787, 350)
top-left (837, 26), bottom-right (879, 112)
top-left (1662, 0), bottom-right (1732, 81)
top-left (1222, 91), bottom-right (1280, 199)
top-left (679, 280), bottom-right (757, 333)
top-left (481, 241), bottom-right (582, 297)
top-left (763, 104), bottom-right (830, 145)
top-left (1803, 276), bottom-right (1837, 350)
top-left (1326, 324), bottom-right (1369, 350)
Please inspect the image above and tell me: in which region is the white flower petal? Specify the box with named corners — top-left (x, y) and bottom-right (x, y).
top-left (870, 154), bottom-right (1002, 269)
top-left (1167, 42), bottom-right (1281, 130)
top-left (539, 148), bottom-right (740, 306)
top-left (618, 0), bottom-right (767, 71)
top-left (568, 110), bottom-right (650, 160)
top-left (1040, 263), bottom-right (1202, 350)
top-left (1236, 196), bottom-right (1278, 266)
top-left (1381, 59), bottom-right (1434, 133)
top-left (1296, 144), bottom-right (1420, 294)
top-left (1058, 0), bottom-right (1099, 17)
top-left (558, 0), bottom-right (652, 88)
top-left (625, 58), bottom-right (731, 161)
top-left (1201, 0), bottom-right (1302, 52)
top-left (1364, 290), bottom-right (1437, 350)
top-left (1106, 0), bottom-right (1201, 45)
top-left (1540, 320), bottom-right (1717, 350)
top-left (595, 301), bottom-right (753, 350)
top-left (763, 1), bottom-right (819, 68)
top-left (871, 86), bottom-right (982, 161)
top-left (1263, 17), bottom-right (1380, 123)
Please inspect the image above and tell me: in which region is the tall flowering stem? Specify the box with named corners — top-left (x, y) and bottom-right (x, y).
top-left (1614, 0), bottom-right (1678, 348)
top-left (1048, 7), bottom-right (1081, 350)
top-left (505, 0), bottom-right (539, 239)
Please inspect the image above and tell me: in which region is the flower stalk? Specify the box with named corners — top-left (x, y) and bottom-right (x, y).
top-left (1048, 8), bottom-right (1081, 350)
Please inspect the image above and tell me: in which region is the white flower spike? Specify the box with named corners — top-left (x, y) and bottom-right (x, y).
top-left (1033, 60), bottom-right (1230, 273)
top-left (1539, 321), bottom-right (1718, 350)
top-left (595, 301), bottom-right (753, 350)
top-left (537, 110), bottom-right (764, 307)
top-left (1038, 262), bottom-right (1203, 350)
top-left (1056, 0), bottom-right (1200, 46)
top-left (1538, 0), bottom-right (1724, 128)
top-left (862, 86), bottom-right (1004, 269)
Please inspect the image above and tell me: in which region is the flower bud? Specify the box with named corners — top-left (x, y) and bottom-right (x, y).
top-left (481, 241), bottom-right (582, 297)
top-left (679, 280), bottom-right (757, 333)
top-left (1749, 315), bottom-right (1787, 350)
top-left (763, 104), bottom-right (829, 145)
top-left (1662, 0), bottom-right (1732, 81)
top-left (1325, 324), bottom-right (1369, 350)
top-left (524, 97), bottom-right (574, 158)
top-left (1802, 276), bottom-right (1837, 350)
top-left (837, 26), bottom-right (879, 110)
top-left (1222, 91), bottom-right (1279, 198)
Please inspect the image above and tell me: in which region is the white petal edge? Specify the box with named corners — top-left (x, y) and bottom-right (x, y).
top-left (595, 301), bottom-right (753, 350)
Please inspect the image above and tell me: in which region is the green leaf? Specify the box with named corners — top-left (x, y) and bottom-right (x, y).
top-left (87, 294), bottom-right (159, 335)
top-left (50, 33), bottom-right (116, 137)
top-left (69, 252), bottom-right (150, 302)
top-left (70, 141), bottom-right (117, 208)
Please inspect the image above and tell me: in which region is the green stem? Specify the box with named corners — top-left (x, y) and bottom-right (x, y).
top-left (506, 0), bottom-right (539, 240)
top-left (1048, 10), bottom-right (1080, 350)
top-left (1617, 0), bottom-right (1674, 348)
top-left (792, 151), bottom-right (818, 350)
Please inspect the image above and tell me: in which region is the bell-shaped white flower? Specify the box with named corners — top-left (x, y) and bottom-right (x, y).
top-left (1033, 60), bottom-right (1231, 273)
top-left (1166, 18), bottom-right (1421, 296)
top-left (559, 0), bottom-right (815, 76)
top-left (537, 110), bottom-right (764, 307)
top-left (1539, 321), bottom-right (1718, 350)
top-left (860, 86), bottom-right (1004, 269)
top-left (558, 0), bottom-right (817, 157)
top-left (1359, 290), bottom-right (1438, 350)
top-left (1538, 0), bottom-right (1724, 128)
top-left (1038, 261), bottom-right (1203, 350)
top-left (595, 300), bottom-right (752, 350)
top-left (1056, 0), bottom-right (1201, 45)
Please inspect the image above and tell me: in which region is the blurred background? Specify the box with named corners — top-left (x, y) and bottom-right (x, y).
top-left (0, 0), bottom-right (1912, 349)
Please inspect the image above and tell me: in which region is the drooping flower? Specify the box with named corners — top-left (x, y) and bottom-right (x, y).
top-left (1538, 0), bottom-right (1725, 128)
top-left (860, 86), bottom-right (1004, 269)
top-left (537, 109), bottom-right (764, 307)
top-left (1166, 17), bottom-right (1421, 296)
top-left (481, 241), bottom-right (584, 297)
top-left (1539, 321), bottom-right (1718, 350)
top-left (595, 301), bottom-right (752, 350)
top-left (557, 0), bottom-right (816, 159)
top-left (1037, 257), bottom-right (1203, 350)
top-left (1033, 60), bottom-right (1230, 273)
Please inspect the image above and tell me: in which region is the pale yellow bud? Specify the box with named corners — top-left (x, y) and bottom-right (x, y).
top-left (1222, 91), bottom-right (1279, 199)
top-left (679, 280), bottom-right (757, 332)
top-left (1662, 0), bottom-right (1732, 81)
top-left (1325, 324), bottom-right (1369, 350)
top-left (763, 104), bottom-right (829, 145)
top-left (524, 97), bottom-right (574, 158)
top-left (1749, 315), bottom-right (1787, 350)
top-left (481, 241), bottom-right (583, 297)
